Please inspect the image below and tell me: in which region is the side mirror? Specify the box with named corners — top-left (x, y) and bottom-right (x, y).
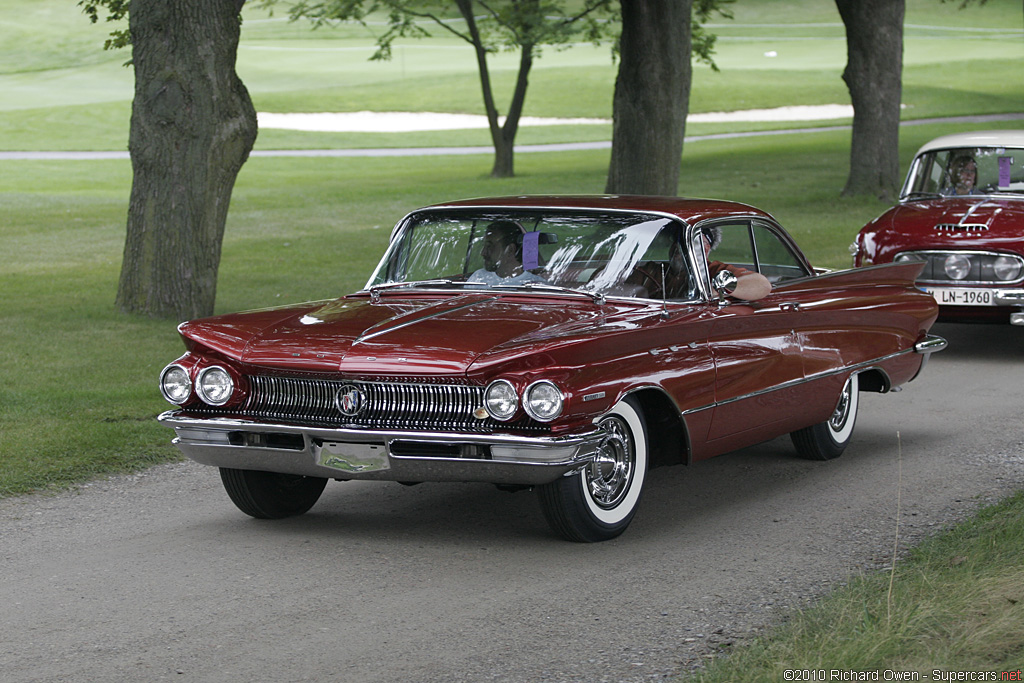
top-left (712, 270), bottom-right (738, 300)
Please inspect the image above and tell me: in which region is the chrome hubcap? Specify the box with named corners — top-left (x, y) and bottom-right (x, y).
top-left (586, 416), bottom-right (634, 509)
top-left (829, 379), bottom-right (853, 431)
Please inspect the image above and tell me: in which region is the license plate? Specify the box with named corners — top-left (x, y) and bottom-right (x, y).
top-left (922, 287), bottom-right (996, 306)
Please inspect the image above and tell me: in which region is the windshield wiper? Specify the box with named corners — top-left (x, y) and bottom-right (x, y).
top-left (491, 281), bottom-right (607, 305)
top-left (903, 191), bottom-right (942, 200)
top-left (366, 279), bottom-right (479, 300)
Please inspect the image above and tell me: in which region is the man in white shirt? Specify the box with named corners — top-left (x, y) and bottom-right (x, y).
top-left (468, 220), bottom-right (547, 286)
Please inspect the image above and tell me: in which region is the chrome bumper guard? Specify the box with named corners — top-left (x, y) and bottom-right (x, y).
top-left (158, 412), bottom-right (603, 485)
top-left (994, 290), bottom-right (1024, 306)
top-left (913, 334), bottom-right (947, 355)
top-left (912, 333), bottom-right (947, 377)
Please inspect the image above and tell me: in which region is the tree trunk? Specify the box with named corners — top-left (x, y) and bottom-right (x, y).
top-left (455, 0), bottom-right (533, 179)
top-left (605, 0), bottom-right (692, 196)
top-left (836, 0), bottom-right (905, 201)
top-left (117, 0), bottom-right (258, 320)
top-left (492, 43), bottom-right (534, 178)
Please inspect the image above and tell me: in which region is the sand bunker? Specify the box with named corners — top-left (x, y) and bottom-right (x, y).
top-left (256, 105), bottom-right (855, 133)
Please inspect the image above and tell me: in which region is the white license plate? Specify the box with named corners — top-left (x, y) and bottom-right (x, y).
top-left (922, 287), bottom-right (996, 306)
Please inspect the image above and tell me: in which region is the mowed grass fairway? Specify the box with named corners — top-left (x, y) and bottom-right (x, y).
top-left (1, 0), bottom-right (1023, 674)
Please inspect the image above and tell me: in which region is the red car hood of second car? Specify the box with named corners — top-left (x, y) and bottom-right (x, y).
top-left (179, 292), bottom-right (637, 376)
top-left (864, 197), bottom-right (1024, 260)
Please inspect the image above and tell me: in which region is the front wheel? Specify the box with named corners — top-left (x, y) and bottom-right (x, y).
top-left (538, 397), bottom-right (649, 542)
top-left (219, 468), bottom-right (328, 519)
top-left (790, 373), bottom-right (859, 461)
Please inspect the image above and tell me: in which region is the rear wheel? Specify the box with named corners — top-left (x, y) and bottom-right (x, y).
top-left (791, 373), bottom-right (859, 461)
top-left (538, 397), bottom-right (648, 542)
top-left (219, 468), bottom-right (328, 519)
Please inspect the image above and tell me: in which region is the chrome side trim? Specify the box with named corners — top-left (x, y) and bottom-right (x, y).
top-left (680, 339), bottom-right (945, 416)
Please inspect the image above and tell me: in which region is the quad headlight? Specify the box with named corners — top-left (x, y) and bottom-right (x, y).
top-left (944, 254), bottom-right (971, 280)
top-left (484, 379), bottom-right (564, 422)
top-left (523, 380), bottom-right (564, 422)
top-left (484, 379), bottom-right (518, 421)
top-left (196, 366), bottom-right (235, 406)
top-left (159, 364), bottom-right (192, 405)
top-left (993, 255), bottom-right (1023, 282)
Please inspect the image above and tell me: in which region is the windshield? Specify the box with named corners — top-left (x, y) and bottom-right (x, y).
top-left (902, 146), bottom-right (1024, 199)
top-left (366, 209), bottom-right (699, 301)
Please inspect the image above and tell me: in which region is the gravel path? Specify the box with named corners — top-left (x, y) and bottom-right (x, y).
top-left (1, 321), bottom-right (1022, 682)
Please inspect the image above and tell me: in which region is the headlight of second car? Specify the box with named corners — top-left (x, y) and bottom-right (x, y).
top-left (523, 380), bottom-right (564, 422)
top-left (993, 255), bottom-right (1023, 282)
top-left (944, 254), bottom-right (971, 280)
top-left (196, 366), bottom-right (235, 406)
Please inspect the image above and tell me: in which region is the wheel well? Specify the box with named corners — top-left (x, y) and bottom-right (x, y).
top-left (629, 388), bottom-right (689, 468)
top-left (857, 368), bottom-right (891, 393)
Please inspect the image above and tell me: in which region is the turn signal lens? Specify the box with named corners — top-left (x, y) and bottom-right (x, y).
top-left (484, 380), bottom-right (518, 421)
top-left (524, 381), bottom-right (564, 422)
top-left (993, 256), bottom-right (1022, 281)
top-left (196, 366), bottom-right (234, 406)
top-left (160, 365), bottom-right (192, 405)
top-left (944, 254), bottom-right (971, 280)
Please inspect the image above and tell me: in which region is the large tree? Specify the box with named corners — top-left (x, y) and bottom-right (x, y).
top-left (83, 0), bottom-right (258, 320)
top-left (605, 0), bottom-right (730, 196)
top-left (266, 0), bottom-right (614, 178)
top-left (605, 0), bottom-right (691, 196)
top-left (835, 0), bottom-right (905, 201)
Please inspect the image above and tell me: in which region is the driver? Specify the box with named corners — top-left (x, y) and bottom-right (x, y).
top-left (942, 155), bottom-right (981, 196)
top-left (468, 220), bottom-right (547, 286)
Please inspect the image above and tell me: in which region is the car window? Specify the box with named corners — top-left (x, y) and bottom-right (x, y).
top-left (368, 210), bottom-right (697, 300)
top-left (702, 220), bottom-right (809, 284)
top-left (709, 222), bottom-right (754, 270)
top-left (904, 146), bottom-right (1024, 197)
top-left (389, 217), bottom-right (474, 283)
top-left (752, 223), bottom-right (810, 282)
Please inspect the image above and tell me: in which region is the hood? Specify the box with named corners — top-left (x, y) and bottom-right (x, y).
top-left (179, 293), bottom-right (640, 376)
top-left (862, 197), bottom-right (1024, 260)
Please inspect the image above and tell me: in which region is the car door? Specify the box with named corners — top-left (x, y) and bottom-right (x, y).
top-left (697, 220), bottom-right (816, 446)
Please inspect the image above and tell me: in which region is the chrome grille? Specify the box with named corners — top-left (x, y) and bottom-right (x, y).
top-left (228, 375), bottom-right (544, 433)
top-left (933, 223), bottom-right (988, 232)
top-left (896, 250), bottom-right (1024, 285)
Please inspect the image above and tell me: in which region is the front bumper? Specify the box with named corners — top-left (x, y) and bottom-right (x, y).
top-left (158, 412), bottom-right (604, 485)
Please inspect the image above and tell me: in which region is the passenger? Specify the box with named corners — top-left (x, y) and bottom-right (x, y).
top-left (467, 220), bottom-right (547, 286)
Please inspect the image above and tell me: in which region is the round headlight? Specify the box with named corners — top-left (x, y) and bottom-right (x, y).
top-left (484, 380), bottom-right (518, 421)
top-left (944, 254), bottom-right (971, 280)
top-left (196, 366), bottom-right (234, 406)
top-left (993, 255), bottom-right (1022, 282)
top-left (523, 380), bottom-right (563, 422)
top-left (160, 364), bottom-right (192, 405)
